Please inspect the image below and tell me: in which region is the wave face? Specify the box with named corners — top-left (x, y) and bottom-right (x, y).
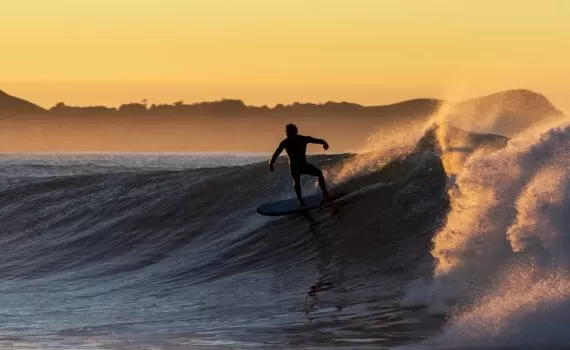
top-left (2, 118), bottom-right (569, 349)
top-left (402, 120), bottom-right (570, 349)
top-left (0, 147), bottom-right (450, 349)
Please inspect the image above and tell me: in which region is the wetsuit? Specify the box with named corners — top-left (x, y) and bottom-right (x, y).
top-left (269, 134), bottom-right (329, 204)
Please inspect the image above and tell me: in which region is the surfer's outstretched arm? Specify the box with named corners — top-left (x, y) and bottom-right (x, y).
top-left (306, 137), bottom-right (329, 150)
top-left (268, 142), bottom-right (284, 171)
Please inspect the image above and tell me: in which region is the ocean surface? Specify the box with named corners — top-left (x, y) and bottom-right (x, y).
top-left (0, 122), bottom-right (569, 349)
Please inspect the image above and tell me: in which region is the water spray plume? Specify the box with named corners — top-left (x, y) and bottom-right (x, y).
top-left (327, 103), bottom-right (451, 186)
top-left (433, 263), bottom-right (570, 348)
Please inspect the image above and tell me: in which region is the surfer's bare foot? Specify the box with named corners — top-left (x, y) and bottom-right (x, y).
top-left (323, 192), bottom-right (332, 202)
top-left (298, 198), bottom-right (306, 206)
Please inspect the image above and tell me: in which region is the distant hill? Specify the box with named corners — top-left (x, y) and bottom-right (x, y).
top-left (42, 97), bottom-right (442, 121)
top-left (0, 88), bottom-right (564, 152)
top-left (0, 89), bottom-right (562, 136)
top-left (0, 90), bottom-right (46, 115)
top-left (444, 89), bottom-right (563, 137)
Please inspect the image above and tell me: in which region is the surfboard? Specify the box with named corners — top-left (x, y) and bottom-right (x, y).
top-left (257, 192), bottom-right (346, 216)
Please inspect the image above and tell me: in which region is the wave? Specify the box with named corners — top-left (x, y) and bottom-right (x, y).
top-left (402, 118), bottom-right (570, 348)
top-left (0, 125), bottom-right (457, 282)
top-left (5, 120), bottom-right (564, 348)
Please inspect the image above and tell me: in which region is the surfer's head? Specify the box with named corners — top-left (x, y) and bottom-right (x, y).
top-left (285, 123), bottom-right (298, 137)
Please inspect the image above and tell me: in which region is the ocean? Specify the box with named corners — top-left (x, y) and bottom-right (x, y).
top-left (0, 122), bottom-right (569, 349)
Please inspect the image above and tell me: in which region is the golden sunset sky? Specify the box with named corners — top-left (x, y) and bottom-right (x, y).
top-left (2, 0), bottom-right (569, 110)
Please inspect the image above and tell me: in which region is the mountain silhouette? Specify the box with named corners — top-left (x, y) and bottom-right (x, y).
top-left (444, 89), bottom-right (563, 137)
top-left (0, 88), bottom-right (564, 152)
top-left (0, 89), bottom-right (560, 134)
top-left (0, 89), bottom-right (46, 115)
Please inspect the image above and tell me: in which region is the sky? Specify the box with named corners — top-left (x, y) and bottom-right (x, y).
top-left (1, 0), bottom-right (570, 111)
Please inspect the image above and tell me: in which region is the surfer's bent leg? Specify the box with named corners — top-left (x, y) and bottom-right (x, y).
top-left (304, 164), bottom-right (329, 197)
top-left (291, 172), bottom-right (305, 205)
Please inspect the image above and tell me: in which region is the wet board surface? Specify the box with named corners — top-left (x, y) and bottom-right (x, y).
top-left (257, 192), bottom-right (347, 216)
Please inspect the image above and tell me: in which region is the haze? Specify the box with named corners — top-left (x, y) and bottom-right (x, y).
top-left (2, 0), bottom-right (570, 111)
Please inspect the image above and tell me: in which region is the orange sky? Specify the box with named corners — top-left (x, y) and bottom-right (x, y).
top-left (2, 0), bottom-right (570, 111)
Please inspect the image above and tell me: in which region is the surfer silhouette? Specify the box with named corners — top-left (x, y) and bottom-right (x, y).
top-left (268, 123), bottom-right (331, 206)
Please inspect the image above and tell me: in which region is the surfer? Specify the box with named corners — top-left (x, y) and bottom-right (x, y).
top-left (268, 123), bottom-right (331, 206)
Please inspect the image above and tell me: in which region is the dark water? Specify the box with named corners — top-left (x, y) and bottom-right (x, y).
top-left (1, 125), bottom-right (569, 349)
